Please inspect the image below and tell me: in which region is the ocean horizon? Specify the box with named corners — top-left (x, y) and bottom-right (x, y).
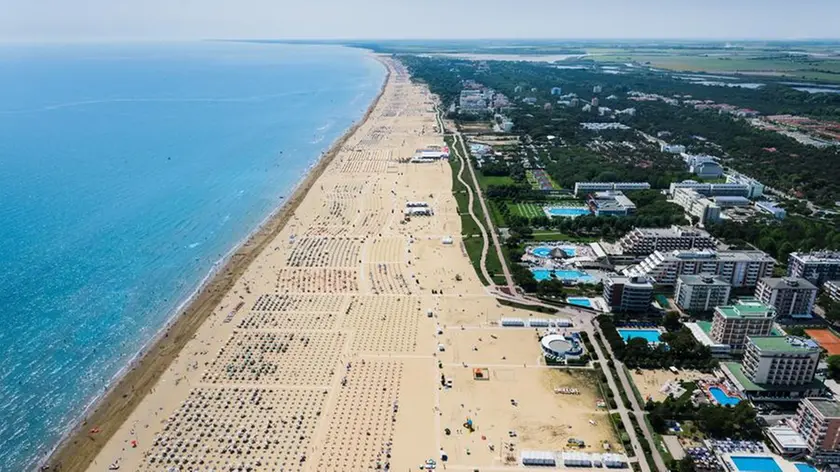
top-left (0, 41), bottom-right (385, 470)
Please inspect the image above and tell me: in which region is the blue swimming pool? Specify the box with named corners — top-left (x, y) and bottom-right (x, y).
top-left (617, 329), bottom-right (662, 344)
top-left (532, 246), bottom-right (576, 258)
top-left (567, 297), bottom-right (592, 308)
top-left (709, 386), bottom-right (741, 406)
top-left (731, 456), bottom-right (781, 472)
top-left (795, 464), bottom-right (818, 472)
top-left (530, 268), bottom-right (594, 283)
top-left (545, 206), bottom-right (590, 217)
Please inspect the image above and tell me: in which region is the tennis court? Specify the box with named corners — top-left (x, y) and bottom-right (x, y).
top-left (805, 329), bottom-right (840, 355)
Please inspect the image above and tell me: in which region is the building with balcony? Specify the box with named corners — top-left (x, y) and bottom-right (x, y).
top-left (624, 249), bottom-right (775, 287)
top-left (588, 191), bottom-right (636, 217)
top-left (755, 277), bottom-right (818, 318)
top-left (617, 226), bottom-right (717, 256)
top-left (603, 275), bottom-right (654, 312)
top-left (672, 188), bottom-right (721, 226)
top-left (710, 298), bottom-right (776, 350)
top-left (675, 275), bottom-right (731, 312)
top-left (722, 336), bottom-right (824, 402)
top-left (787, 251), bottom-right (840, 287)
top-left (825, 280), bottom-right (840, 302)
top-left (790, 398), bottom-right (840, 464)
top-left (668, 181), bottom-right (750, 198)
top-left (726, 172), bottom-right (765, 199)
top-left (573, 181), bottom-right (650, 197)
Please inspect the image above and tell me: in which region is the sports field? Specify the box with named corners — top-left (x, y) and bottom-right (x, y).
top-left (511, 202), bottom-right (545, 218)
top-left (805, 329), bottom-right (840, 355)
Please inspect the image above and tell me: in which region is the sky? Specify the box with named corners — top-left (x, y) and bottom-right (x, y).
top-left (2, 0), bottom-right (839, 42)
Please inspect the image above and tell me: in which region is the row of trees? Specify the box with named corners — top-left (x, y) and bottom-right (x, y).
top-left (707, 216), bottom-right (840, 264)
top-left (598, 315), bottom-right (718, 370)
top-left (646, 396), bottom-right (763, 440)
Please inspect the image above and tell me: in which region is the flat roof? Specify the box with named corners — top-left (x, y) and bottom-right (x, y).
top-left (767, 426), bottom-right (808, 449)
top-left (716, 302), bottom-right (774, 319)
top-left (805, 398), bottom-right (840, 419)
top-left (749, 336), bottom-right (820, 353)
top-left (759, 277), bottom-right (818, 291)
top-left (679, 274), bottom-right (729, 286)
top-left (723, 362), bottom-right (823, 393)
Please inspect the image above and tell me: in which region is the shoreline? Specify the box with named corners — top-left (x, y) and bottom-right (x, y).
top-left (40, 53), bottom-right (390, 472)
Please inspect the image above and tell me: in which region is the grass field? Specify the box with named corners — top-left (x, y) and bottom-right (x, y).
top-left (478, 174), bottom-right (515, 187)
top-left (510, 202), bottom-right (545, 218)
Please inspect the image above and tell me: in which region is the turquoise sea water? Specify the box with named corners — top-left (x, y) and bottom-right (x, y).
top-left (0, 42), bottom-right (385, 470)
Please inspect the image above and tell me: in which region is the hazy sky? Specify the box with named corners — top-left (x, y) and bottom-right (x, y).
top-left (2, 0), bottom-right (839, 42)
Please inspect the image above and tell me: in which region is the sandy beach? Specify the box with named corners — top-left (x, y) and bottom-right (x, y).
top-left (46, 56), bottom-right (617, 472)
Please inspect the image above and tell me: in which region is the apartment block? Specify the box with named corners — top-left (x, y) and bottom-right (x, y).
top-left (573, 181), bottom-right (650, 197)
top-left (668, 181), bottom-right (750, 198)
top-left (617, 226), bottom-right (717, 256)
top-left (825, 280), bottom-right (840, 302)
top-left (603, 275), bottom-right (654, 312)
top-left (624, 249), bottom-right (775, 287)
top-left (710, 299), bottom-right (776, 350)
top-left (792, 398), bottom-right (840, 464)
top-left (787, 251), bottom-right (840, 287)
top-left (755, 277), bottom-right (818, 318)
top-left (672, 188), bottom-right (721, 226)
top-left (675, 275), bottom-right (732, 312)
top-left (742, 336), bottom-right (820, 385)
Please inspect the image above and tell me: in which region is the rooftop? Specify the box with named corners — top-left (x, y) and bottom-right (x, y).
top-left (679, 274), bottom-right (729, 286)
top-left (748, 336), bottom-right (820, 353)
top-left (723, 362), bottom-right (823, 393)
top-left (791, 251), bottom-right (840, 263)
top-left (759, 277), bottom-right (818, 291)
top-left (805, 398), bottom-right (840, 419)
top-left (716, 299), bottom-right (775, 319)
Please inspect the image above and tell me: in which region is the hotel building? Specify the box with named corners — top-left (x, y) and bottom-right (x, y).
top-left (675, 275), bottom-right (731, 312)
top-left (603, 275), bottom-right (654, 312)
top-left (617, 225), bottom-right (717, 256)
top-left (791, 398), bottom-right (840, 464)
top-left (672, 188), bottom-right (721, 226)
top-left (710, 299), bottom-right (776, 350)
top-left (624, 249), bottom-right (775, 287)
top-left (723, 336), bottom-right (823, 402)
top-left (573, 181), bottom-right (650, 197)
top-left (755, 277), bottom-right (818, 318)
top-left (787, 251), bottom-right (840, 287)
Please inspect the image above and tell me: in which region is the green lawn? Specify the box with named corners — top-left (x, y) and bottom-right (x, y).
top-left (478, 174), bottom-right (515, 188)
top-left (531, 231), bottom-right (598, 243)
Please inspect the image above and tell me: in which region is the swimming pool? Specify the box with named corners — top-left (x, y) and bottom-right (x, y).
top-left (795, 464), bottom-right (818, 472)
top-left (617, 329), bottom-right (662, 344)
top-left (731, 456), bottom-right (781, 472)
top-left (532, 246), bottom-right (576, 258)
top-left (567, 297), bottom-right (592, 308)
top-left (545, 206), bottom-right (590, 218)
top-left (709, 386), bottom-right (741, 406)
top-left (530, 268), bottom-right (594, 283)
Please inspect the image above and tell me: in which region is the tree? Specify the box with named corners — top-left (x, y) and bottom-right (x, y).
top-left (827, 355), bottom-right (840, 381)
top-left (664, 312), bottom-right (682, 332)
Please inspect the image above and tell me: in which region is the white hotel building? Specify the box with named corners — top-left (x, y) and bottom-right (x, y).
top-left (623, 249), bottom-right (775, 287)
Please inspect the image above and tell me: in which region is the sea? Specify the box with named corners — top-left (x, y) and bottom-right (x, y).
top-left (0, 41), bottom-right (385, 470)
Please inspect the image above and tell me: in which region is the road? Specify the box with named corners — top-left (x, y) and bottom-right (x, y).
top-left (593, 320), bottom-right (669, 472)
top-left (453, 130), bottom-right (516, 293)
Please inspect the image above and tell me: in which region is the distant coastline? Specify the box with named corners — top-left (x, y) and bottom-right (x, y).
top-left (41, 52), bottom-right (389, 472)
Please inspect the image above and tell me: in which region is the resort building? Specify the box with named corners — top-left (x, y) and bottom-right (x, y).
top-left (710, 298), bottom-right (776, 350)
top-left (573, 181), bottom-right (650, 197)
top-left (723, 336), bottom-right (824, 402)
top-left (685, 154), bottom-right (724, 179)
top-left (675, 275), bottom-right (732, 312)
top-left (660, 143), bottom-right (685, 154)
top-left (668, 181), bottom-right (750, 198)
top-left (726, 172), bottom-right (765, 199)
top-left (754, 277), bottom-right (818, 318)
top-left (459, 89), bottom-right (488, 114)
top-left (825, 280), bottom-right (840, 302)
top-left (603, 275), bottom-right (654, 312)
top-left (787, 251), bottom-right (840, 287)
top-left (617, 225), bottom-right (717, 256)
top-left (790, 398), bottom-right (840, 464)
top-left (624, 249), bottom-right (775, 287)
top-left (587, 191), bottom-right (636, 217)
top-left (712, 196), bottom-right (751, 208)
top-left (755, 200), bottom-right (786, 219)
top-left (672, 188), bottom-right (721, 226)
